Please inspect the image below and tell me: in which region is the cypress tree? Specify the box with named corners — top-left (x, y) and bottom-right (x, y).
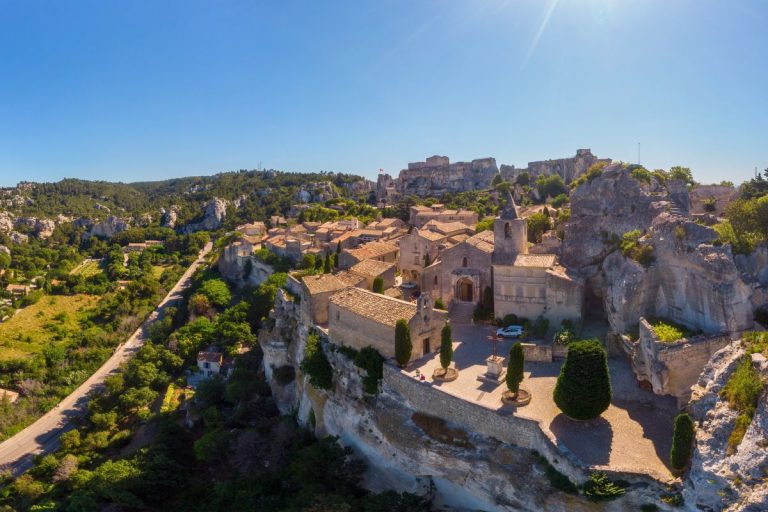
top-left (394, 319), bottom-right (412, 367)
top-left (372, 276), bottom-right (384, 294)
top-left (506, 342), bottom-right (524, 394)
top-left (553, 339), bottom-right (612, 420)
top-left (670, 413), bottom-right (695, 472)
top-left (440, 323), bottom-right (453, 371)
top-left (323, 254), bottom-right (332, 274)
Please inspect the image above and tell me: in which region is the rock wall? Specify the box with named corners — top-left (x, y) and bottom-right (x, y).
top-left (378, 156), bottom-right (498, 199)
top-left (84, 215), bottom-right (130, 240)
top-left (685, 342), bottom-right (768, 511)
top-left (501, 149), bottom-right (610, 185)
top-left (689, 184), bottom-right (737, 216)
top-left (563, 165), bottom-right (755, 335)
top-left (182, 198), bottom-right (227, 233)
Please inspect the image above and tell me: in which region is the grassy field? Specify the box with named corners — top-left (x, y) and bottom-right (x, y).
top-left (70, 259), bottom-right (104, 278)
top-left (151, 264), bottom-right (171, 279)
top-left (0, 294), bottom-right (100, 361)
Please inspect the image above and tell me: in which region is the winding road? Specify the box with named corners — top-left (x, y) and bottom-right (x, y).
top-left (0, 242), bottom-right (212, 477)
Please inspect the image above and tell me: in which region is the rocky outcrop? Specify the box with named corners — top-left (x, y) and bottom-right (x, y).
top-left (15, 217), bottom-right (56, 239)
top-left (563, 165), bottom-right (754, 335)
top-left (160, 206), bottom-right (179, 228)
top-left (501, 148), bottom-right (610, 185)
top-left (0, 245), bottom-right (9, 256)
top-left (685, 343), bottom-right (768, 511)
top-left (218, 241), bottom-right (274, 287)
top-left (9, 231), bottom-right (28, 244)
top-left (85, 216), bottom-right (130, 240)
top-left (0, 212), bottom-right (14, 233)
top-left (182, 198), bottom-right (227, 233)
top-left (377, 156), bottom-right (498, 199)
top-left (296, 181), bottom-right (338, 203)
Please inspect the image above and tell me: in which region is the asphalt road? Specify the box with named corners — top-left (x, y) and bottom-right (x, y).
top-left (0, 241), bottom-right (212, 477)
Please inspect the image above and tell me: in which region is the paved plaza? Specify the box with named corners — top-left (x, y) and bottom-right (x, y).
top-left (405, 323), bottom-right (678, 481)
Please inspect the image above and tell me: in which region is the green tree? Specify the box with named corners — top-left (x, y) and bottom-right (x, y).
top-left (372, 276), bottom-right (384, 294)
top-left (553, 339), bottom-right (612, 420)
top-left (301, 333), bottom-right (333, 390)
top-left (506, 342), bottom-right (524, 394)
top-left (516, 172), bottom-right (530, 186)
top-left (199, 279), bottom-right (232, 308)
top-left (439, 324), bottom-right (453, 371)
top-left (668, 166), bottom-right (695, 186)
top-left (491, 174), bottom-right (503, 187)
top-left (323, 254), bottom-right (332, 273)
top-left (669, 413), bottom-right (695, 472)
top-left (395, 319), bottom-right (412, 367)
top-left (527, 212), bottom-right (552, 243)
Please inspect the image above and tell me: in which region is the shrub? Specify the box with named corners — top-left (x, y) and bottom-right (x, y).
top-left (440, 324), bottom-right (453, 371)
top-left (550, 193), bottom-right (568, 208)
top-left (199, 279), bottom-right (232, 308)
top-left (515, 172), bottom-right (530, 186)
top-left (620, 230), bottom-right (655, 267)
top-left (703, 197), bottom-right (717, 212)
top-left (669, 413), bottom-right (695, 471)
top-left (631, 167), bottom-right (652, 184)
top-left (651, 319), bottom-right (688, 342)
top-left (355, 346), bottom-right (384, 394)
top-left (553, 339), bottom-right (612, 420)
top-left (553, 328), bottom-right (573, 346)
top-left (300, 333), bottom-right (333, 390)
top-left (531, 451), bottom-right (577, 494)
top-left (372, 276), bottom-right (384, 294)
top-left (527, 213), bottom-right (552, 244)
top-left (582, 471), bottom-right (626, 501)
top-left (531, 316), bottom-right (549, 337)
top-left (502, 313), bottom-right (520, 326)
top-left (721, 357), bottom-right (765, 452)
top-left (536, 174), bottom-right (568, 200)
top-left (434, 298), bottom-right (446, 310)
top-left (506, 343), bottom-right (524, 394)
top-left (395, 319), bottom-right (412, 367)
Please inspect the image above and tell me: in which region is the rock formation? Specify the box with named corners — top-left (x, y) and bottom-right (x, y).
top-left (0, 212), bottom-right (14, 233)
top-left (501, 149), bottom-right (610, 185)
top-left (15, 217), bottom-right (56, 239)
top-left (562, 165), bottom-right (755, 335)
top-left (85, 216), bottom-right (130, 240)
top-left (296, 181), bottom-right (339, 203)
top-left (160, 206), bottom-right (179, 228)
top-left (377, 156), bottom-right (498, 199)
top-left (685, 342), bottom-right (768, 511)
top-left (182, 198), bottom-right (227, 233)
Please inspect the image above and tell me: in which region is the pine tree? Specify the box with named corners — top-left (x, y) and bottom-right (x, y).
top-left (394, 319), bottom-right (412, 367)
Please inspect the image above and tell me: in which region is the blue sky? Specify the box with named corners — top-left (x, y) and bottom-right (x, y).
top-left (1, 0), bottom-right (766, 186)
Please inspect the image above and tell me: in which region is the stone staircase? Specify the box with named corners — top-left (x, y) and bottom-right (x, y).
top-left (449, 301), bottom-right (475, 324)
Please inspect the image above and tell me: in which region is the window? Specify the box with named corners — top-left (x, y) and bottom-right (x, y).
top-left (204, 362), bottom-right (210, 369)
top-left (434, 275), bottom-right (438, 286)
top-left (504, 222), bottom-right (511, 239)
top-left (462, 257), bottom-right (468, 268)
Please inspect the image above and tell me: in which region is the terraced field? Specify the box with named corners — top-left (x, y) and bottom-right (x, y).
top-left (69, 259), bottom-right (104, 278)
top-left (0, 294), bottom-right (100, 361)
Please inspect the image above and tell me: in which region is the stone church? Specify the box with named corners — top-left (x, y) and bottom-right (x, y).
top-left (491, 193), bottom-right (584, 326)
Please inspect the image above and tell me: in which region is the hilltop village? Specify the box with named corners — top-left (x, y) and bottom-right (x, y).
top-left (0, 149), bottom-right (766, 511)
top-left (213, 150), bottom-right (767, 511)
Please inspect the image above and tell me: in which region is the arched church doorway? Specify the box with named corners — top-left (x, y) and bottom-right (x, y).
top-left (456, 278), bottom-right (473, 302)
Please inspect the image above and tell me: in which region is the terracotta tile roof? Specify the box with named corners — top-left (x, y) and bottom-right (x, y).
top-left (464, 230), bottom-right (495, 253)
top-left (349, 259), bottom-right (394, 278)
top-left (417, 230), bottom-right (448, 242)
top-left (345, 239), bottom-right (399, 260)
top-left (302, 274), bottom-right (349, 295)
top-left (329, 287), bottom-right (416, 327)
top-left (335, 271), bottom-right (367, 287)
top-left (511, 254), bottom-right (557, 268)
top-left (197, 351), bottom-right (223, 364)
top-left (424, 220), bottom-right (474, 235)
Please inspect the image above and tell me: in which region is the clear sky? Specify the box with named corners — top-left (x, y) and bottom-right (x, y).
top-left (1, 0), bottom-right (766, 187)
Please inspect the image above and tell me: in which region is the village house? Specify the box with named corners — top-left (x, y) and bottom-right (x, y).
top-left (338, 239), bottom-right (399, 269)
top-left (236, 221), bottom-right (267, 237)
top-left (300, 272), bottom-right (365, 325)
top-left (124, 242), bottom-right (148, 252)
top-left (409, 204), bottom-right (478, 228)
top-left (196, 348), bottom-right (235, 379)
top-left (492, 193), bottom-right (583, 326)
top-left (5, 284), bottom-right (30, 298)
top-left (347, 259), bottom-right (396, 290)
top-left (328, 287), bottom-right (447, 362)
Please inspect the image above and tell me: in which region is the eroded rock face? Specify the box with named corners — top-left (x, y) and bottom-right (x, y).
top-left (15, 217), bottom-right (56, 239)
top-left (563, 165), bottom-right (754, 335)
top-left (160, 206), bottom-right (179, 228)
top-left (0, 212), bottom-right (14, 233)
top-left (296, 181), bottom-right (338, 203)
top-left (183, 198), bottom-right (227, 233)
top-left (85, 216), bottom-right (130, 240)
top-left (685, 343), bottom-right (768, 511)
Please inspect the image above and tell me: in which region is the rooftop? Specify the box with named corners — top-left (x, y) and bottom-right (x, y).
top-left (329, 287), bottom-right (417, 327)
top-left (345, 239), bottom-right (399, 260)
top-left (423, 220), bottom-right (475, 235)
top-left (349, 259), bottom-right (395, 278)
top-left (197, 351), bottom-right (223, 364)
top-left (302, 274), bottom-right (349, 295)
top-left (511, 254), bottom-right (557, 268)
top-left (463, 230), bottom-right (495, 253)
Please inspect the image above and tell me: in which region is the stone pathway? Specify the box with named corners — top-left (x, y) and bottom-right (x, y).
top-left (407, 324), bottom-right (678, 481)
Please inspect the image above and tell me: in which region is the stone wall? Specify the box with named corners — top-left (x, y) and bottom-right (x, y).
top-left (521, 342), bottom-right (553, 362)
top-left (627, 318), bottom-right (733, 405)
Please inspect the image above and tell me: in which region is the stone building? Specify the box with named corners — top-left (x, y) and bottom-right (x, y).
top-left (338, 239), bottom-right (399, 269)
top-left (348, 259), bottom-right (396, 290)
top-left (378, 156), bottom-right (498, 200)
top-left (422, 230), bottom-right (495, 305)
top-left (500, 149), bottom-right (610, 185)
top-left (398, 223), bottom-right (473, 286)
top-left (409, 204), bottom-right (478, 228)
top-left (300, 272), bottom-right (365, 325)
top-left (328, 287), bottom-right (448, 362)
top-left (492, 193), bottom-right (583, 326)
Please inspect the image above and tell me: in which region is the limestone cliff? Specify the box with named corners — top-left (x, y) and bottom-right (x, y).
top-left (563, 165), bottom-right (756, 335)
top-left (84, 215), bottom-right (130, 240)
top-left (182, 198), bottom-right (227, 233)
top-left (257, 290), bottom-right (670, 511)
top-left (685, 343), bottom-right (768, 511)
